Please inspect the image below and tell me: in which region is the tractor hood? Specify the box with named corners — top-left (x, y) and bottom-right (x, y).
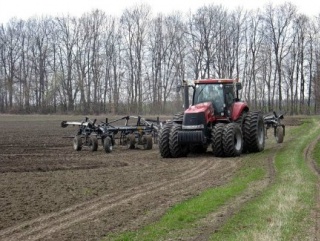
top-left (185, 102), bottom-right (213, 114)
top-left (183, 102), bottom-right (215, 127)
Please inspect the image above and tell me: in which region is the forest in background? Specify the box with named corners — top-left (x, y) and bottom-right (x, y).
top-left (0, 2), bottom-right (320, 115)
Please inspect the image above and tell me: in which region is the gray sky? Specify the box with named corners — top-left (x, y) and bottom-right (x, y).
top-left (0, 0), bottom-right (319, 24)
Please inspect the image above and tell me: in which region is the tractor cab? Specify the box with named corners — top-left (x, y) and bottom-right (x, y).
top-left (192, 79), bottom-right (242, 117)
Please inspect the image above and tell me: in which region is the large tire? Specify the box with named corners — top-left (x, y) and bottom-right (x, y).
top-left (89, 135), bottom-right (98, 152)
top-left (235, 111), bottom-right (247, 128)
top-left (275, 126), bottom-right (284, 143)
top-left (142, 135), bottom-right (153, 150)
top-left (212, 123), bottom-right (225, 157)
top-left (173, 112), bottom-right (184, 123)
top-left (104, 137), bottom-right (113, 153)
top-left (169, 124), bottom-right (189, 158)
top-left (127, 134), bottom-right (136, 149)
top-left (223, 123), bottom-right (243, 157)
top-left (159, 122), bottom-right (173, 158)
top-left (243, 111), bottom-right (265, 153)
top-left (73, 135), bottom-right (82, 151)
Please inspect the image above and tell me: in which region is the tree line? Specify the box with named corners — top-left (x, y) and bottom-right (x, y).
top-left (0, 2), bottom-right (320, 115)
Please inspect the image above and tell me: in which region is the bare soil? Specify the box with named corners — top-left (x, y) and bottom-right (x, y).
top-left (0, 115), bottom-right (307, 241)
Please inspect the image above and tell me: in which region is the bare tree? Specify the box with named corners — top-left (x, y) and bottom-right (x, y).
top-left (120, 4), bottom-right (151, 114)
top-left (263, 3), bottom-right (296, 111)
top-left (55, 15), bottom-right (80, 112)
top-left (0, 19), bottom-right (23, 111)
top-left (242, 10), bottom-right (264, 109)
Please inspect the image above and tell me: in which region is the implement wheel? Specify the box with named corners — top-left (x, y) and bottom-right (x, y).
top-left (89, 136), bottom-right (98, 152)
top-left (127, 134), bottom-right (136, 149)
top-left (142, 135), bottom-right (153, 150)
top-left (73, 136), bottom-right (82, 151)
top-left (104, 137), bottom-right (113, 153)
top-left (275, 126), bottom-right (284, 143)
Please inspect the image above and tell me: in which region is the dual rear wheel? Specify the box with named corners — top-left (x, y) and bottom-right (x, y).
top-left (211, 123), bottom-right (243, 157)
top-left (159, 123), bottom-right (188, 158)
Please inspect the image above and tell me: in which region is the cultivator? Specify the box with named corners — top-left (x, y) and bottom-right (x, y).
top-left (61, 116), bottom-right (161, 153)
top-left (263, 111), bottom-right (285, 143)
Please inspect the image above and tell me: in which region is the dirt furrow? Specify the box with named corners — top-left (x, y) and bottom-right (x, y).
top-left (0, 160), bottom-right (211, 237)
top-left (1, 158), bottom-right (239, 241)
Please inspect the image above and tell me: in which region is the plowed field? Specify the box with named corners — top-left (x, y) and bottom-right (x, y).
top-left (0, 115), bottom-right (302, 241)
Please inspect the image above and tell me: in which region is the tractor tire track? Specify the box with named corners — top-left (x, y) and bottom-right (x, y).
top-left (0, 158), bottom-right (240, 241)
top-left (304, 135), bottom-right (320, 241)
top-left (176, 153), bottom-right (277, 241)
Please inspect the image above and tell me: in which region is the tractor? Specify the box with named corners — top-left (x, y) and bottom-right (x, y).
top-left (158, 79), bottom-right (265, 158)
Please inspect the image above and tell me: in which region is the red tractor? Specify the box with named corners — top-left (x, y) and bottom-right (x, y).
top-left (159, 79), bottom-right (265, 158)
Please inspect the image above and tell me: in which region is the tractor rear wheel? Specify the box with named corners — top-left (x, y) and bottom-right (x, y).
top-left (212, 123), bottom-right (225, 157)
top-left (104, 137), bottom-right (113, 153)
top-left (73, 135), bottom-right (82, 151)
top-left (275, 126), bottom-right (284, 143)
top-left (89, 136), bottom-right (98, 152)
top-left (159, 122), bottom-right (173, 158)
top-left (142, 135), bottom-right (153, 150)
top-left (223, 123), bottom-right (243, 157)
top-left (169, 124), bottom-right (189, 158)
top-left (243, 111), bottom-right (265, 153)
top-left (127, 134), bottom-right (136, 149)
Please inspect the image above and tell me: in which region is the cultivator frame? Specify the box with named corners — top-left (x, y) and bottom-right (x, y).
top-left (61, 116), bottom-right (161, 153)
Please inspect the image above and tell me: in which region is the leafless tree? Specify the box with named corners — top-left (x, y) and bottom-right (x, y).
top-left (263, 3), bottom-right (297, 111)
top-left (55, 15), bottom-right (80, 112)
top-left (120, 4), bottom-right (151, 114)
top-left (0, 3), bottom-right (319, 115)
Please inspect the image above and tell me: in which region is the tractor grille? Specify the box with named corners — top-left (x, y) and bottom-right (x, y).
top-left (178, 130), bottom-right (205, 144)
top-left (183, 112), bottom-right (206, 126)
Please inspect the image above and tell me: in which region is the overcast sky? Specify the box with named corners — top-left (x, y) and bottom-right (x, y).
top-left (0, 0), bottom-right (319, 24)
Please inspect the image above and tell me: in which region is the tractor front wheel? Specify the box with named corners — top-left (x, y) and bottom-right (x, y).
top-left (169, 124), bottom-right (189, 158)
top-left (212, 123), bottom-right (225, 157)
top-left (159, 122), bottom-right (173, 158)
top-left (223, 123), bottom-right (243, 157)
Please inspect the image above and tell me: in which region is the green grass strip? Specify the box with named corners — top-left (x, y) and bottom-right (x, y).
top-left (210, 118), bottom-right (320, 241)
top-left (105, 162), bottom-right (265, 241)
top-left (313, 137), bottom-right (320, 167)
